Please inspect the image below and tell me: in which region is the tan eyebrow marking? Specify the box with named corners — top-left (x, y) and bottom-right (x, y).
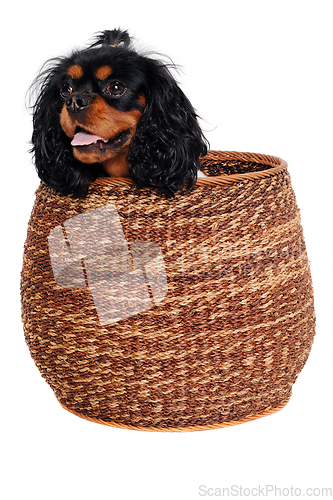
top-left (67, 65), bottom-right (84, 80)
top-left (95, 66), bottom-right (113, 80)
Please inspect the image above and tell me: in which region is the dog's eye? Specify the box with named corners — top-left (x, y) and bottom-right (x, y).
top-left (105, 81), bottom-right (126, 97)
top-left (60, 84), bottom-right (73, 98)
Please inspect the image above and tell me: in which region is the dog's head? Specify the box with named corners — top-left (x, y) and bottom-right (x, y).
top-left (30, 30), bottom-right (208, 197)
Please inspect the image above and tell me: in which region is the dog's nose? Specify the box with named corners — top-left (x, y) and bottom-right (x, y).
top-left (66, 94), bottom-right (92, 113)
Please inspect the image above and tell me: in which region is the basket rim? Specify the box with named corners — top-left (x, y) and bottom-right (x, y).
top-left (92, 150), bottom-right (288, 188)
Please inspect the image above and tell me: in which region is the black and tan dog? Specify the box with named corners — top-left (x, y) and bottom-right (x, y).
top-left (30, 29), bottom-right (208, 197)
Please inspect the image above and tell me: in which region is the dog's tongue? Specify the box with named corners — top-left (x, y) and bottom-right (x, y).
top-left (71, 131), bottom-right (108, 146)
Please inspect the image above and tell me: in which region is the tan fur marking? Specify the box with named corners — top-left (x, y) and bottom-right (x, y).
top-left (95, 66), bottom-right (113, 80)
top-left (138, 94), bottom-right (146, 108)
top-left (67, 65), bottom-right (84, 80)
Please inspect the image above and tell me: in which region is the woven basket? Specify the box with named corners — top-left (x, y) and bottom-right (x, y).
top-left (21, 151), bottom-right (315, 431)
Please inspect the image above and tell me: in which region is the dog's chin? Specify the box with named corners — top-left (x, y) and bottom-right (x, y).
top-left (72, 129), bottom-right (132, 164)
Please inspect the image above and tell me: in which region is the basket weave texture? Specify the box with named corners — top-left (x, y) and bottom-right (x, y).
top-left (21, 151), bottom-right (315, 431)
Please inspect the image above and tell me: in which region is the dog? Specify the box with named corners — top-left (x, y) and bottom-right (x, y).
top-left (30, 29), bottom-right (208, 198)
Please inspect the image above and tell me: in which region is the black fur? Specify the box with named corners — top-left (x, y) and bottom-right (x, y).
top-left (30, 30), bottom-right (208, 197)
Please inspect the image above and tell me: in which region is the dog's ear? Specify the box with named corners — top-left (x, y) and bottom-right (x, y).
top-left (127, 59), bottom-right (208, 193)
top-left (30, 65), bottom-right (98, 198)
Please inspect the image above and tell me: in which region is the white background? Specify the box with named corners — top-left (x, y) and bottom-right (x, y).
top-left (1, 0), bottom-right (332, 498)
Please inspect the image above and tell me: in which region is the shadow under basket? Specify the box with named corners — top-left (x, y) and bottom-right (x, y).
top-left (21, 151), bottom-right (315, 431)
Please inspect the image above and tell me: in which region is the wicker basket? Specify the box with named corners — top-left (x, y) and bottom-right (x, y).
top-left (21, 151), bottom-right (315, 431)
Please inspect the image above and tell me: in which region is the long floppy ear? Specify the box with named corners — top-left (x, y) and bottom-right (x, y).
top-left (127, 59), bottom-right (208, 193)
top-left (30, 64), bottom-right (100, 198)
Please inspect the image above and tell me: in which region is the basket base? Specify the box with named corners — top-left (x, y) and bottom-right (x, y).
top-left (57, 394), bottom-right (292, 432)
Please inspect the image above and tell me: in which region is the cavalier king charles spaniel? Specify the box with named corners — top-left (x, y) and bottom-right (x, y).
top-left (30, 29), bottom-right (208, 198)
